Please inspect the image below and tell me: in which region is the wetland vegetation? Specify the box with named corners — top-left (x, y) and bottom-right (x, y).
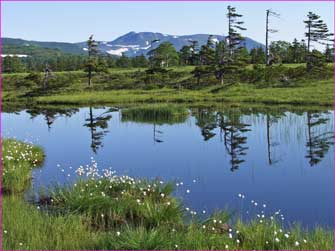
top-left (2, 4), bottom-right (334, 251)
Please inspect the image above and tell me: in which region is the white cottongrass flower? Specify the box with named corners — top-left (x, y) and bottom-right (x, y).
top-left (238, 193), bottom-right (242, 198)
top-left (236, 239), bottom-right (240, 244)
top-left (229, 233), bottom-right (233, 238)
top-left (19, 243), bottom-right (23, 246)
top-left (186, 189), bottom-right (190, 194)
top-left (284, 234), bottom-right (289, 238)
top-left (295, 241), bottom-right (299, 246)
top-left (275, 237), bottom-right (280, 242)
top-left (263, 204), bottom-right (266, 208)
top-left (202, 225), bottom-right (206, 229)
top-left (213, 219), bottom-right (217, 223)
top-left (202, 210), bottom-right (206, 214)
top-left (303, 239), bottom-right (307, 243)
top-left (160, 193), bottom-right (165, 198)
top-left (116, 231), bottom-right (121, 236)
top-left (225, 244), bottom-right (229, 249)
top-left (175, 244), bottom-right (178, 248)
top-left (4, 230), bottom-right (7, 234)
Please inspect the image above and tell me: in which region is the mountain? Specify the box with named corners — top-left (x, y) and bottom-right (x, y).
top-left (97, 31), bottom-right (264, 57)
top-left (2, 38), bottom-right (84, 55)
top-left (2, 32), bottom-right (264, 57)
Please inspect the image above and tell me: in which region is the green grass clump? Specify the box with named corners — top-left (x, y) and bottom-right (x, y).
top-left (98, 220), bottom-right (333, 250)
top-left (2, 196), bottom-right (100, 250)
top-left (2, 139), bottom-right (44, 193)
top-left (121, 104), bottom-right (189, 125)
top-left (47, 172), bottom-right (183, 230)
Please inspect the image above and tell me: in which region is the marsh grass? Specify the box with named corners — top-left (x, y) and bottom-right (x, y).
top-left (2, 196), bottom-right (100, 250)
top-left (2, 139), bottom-right (334, 250)
top-left (121, 104), bottom-right (189, 125)
top-left (2, 139), bottom-right (44, 193)
top-left (46, 176), bottom-right (183, 229)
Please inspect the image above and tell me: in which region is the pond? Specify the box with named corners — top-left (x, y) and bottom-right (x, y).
top-left (2, 105), bottom-right (334, 228)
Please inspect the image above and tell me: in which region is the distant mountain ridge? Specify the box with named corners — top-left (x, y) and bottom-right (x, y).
top-left (3, 32), bottom-right (264, 57)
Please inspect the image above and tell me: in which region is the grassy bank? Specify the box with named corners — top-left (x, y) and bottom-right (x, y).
top-left (29, 79), bottom-right (333, 106)
top-left (2, 139), bottom-right (44, 193)
top-left (2, 139), bottom-right (334, 250)
top-left (2, 64), bottom-right (334, 107)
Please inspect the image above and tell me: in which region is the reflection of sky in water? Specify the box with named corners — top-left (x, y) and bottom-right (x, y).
top-left (2, 107), bottom-right (334, 228)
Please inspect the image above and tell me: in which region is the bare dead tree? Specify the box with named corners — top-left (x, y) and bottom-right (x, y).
top-left (265, 9), bottom-right (280, 65)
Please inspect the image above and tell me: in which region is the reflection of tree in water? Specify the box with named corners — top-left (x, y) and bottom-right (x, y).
top-left (218, 111), bottom-right (251, 172)
top-left (305, 111), bottom-right (334, 166)
top-left (27, 107), bottom-right (79, 130)
top-left (265, 111), bottom-right (285, 165)
top-left (193, 109), bottom-right (250, 171)
top-left (193, 109), bottom-right (217, 141)
top-left (83, 107), bottom-right (114, 153)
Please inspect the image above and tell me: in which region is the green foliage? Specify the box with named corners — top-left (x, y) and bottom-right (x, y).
top-left (148, 42), bottom-right (179, 68)
top-left (2, 56), bottom-right (26, 73)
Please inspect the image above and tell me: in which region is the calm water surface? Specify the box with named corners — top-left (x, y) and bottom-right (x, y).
top-left (3, 106), bottom-right (334, 227)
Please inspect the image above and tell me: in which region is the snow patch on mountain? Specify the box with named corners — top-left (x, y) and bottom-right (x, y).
top-left (106, 48), bottom-right (129, 56)
top-left (2, 54), bottom-right (28, 57)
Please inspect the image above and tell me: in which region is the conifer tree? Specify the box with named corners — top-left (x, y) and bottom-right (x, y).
top-left (85, 35), bottom-right (99, 86)
top-left (304, 12), bottom-right (333, 71)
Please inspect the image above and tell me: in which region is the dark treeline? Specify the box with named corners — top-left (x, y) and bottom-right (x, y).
top-left (2, 53), bottom-right (150, 73)
top-left (3, 38), bottom-right (333, 74)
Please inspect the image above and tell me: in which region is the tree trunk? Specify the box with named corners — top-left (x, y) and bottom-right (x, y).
top-left (266, 114), bottom-right (272, 165)
top-left (88, 67), bottom-right (92, 86)
top-left (265, 10), bottom-right (270, 66)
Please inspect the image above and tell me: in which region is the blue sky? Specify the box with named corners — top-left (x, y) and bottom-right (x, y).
top-left (2, 1), bottom-right (334, 48)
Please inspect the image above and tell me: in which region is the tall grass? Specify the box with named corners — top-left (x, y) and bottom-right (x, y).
top-left (121, 104), bottom-right (189, 125)
top-left (2, 139), bottom-right (44, 193)
top-left (2, 196), bottom-right (100, 250)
